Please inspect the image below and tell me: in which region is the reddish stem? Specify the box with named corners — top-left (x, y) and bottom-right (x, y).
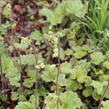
top-left (97, 82), bottom-right (109, 109)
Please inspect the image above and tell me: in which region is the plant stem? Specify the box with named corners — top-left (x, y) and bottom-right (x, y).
top-left (97, 82), bottom-right (109, 109)
top-left (18, 51), bottom-right (23, 87)
top-left (0, 55), bottom-right (4, 90)
top-left (56, 38), bottom-right (61, 109)
top-left (33, 46), bottom-right (39, 109)
top-left (47, 43), bottom-right (52, 64)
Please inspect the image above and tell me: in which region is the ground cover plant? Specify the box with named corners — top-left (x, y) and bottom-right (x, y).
top-left (1, 0), bottom-right (109, 109)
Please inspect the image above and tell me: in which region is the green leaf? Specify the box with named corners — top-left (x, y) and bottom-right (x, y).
top-left (59, 74), bottom-right (67, 86)
top-left (2, 55), bottom-right (20, 87)
top-left (21, 38), bottom-right (31, 44)
top-left (18, 95), bottom-right (27, 101)
top-left (14, 38), bottom-right (31, 49)
top-left (60, 48), bottom-right (65, 60)
top-left (40, 8), bottom-right (63, 25)
top-left (101, 100), bottom-right (109, 109)
top-left (23, 79), bottom-right (34, 88)
top-left (70, 60), bottom-right (91, 84)
top-left (40, 0), bottom-right (87, 25)
top-left (40, 2), bottom-right (66, 25)
top-left (40, 8), bottom-right (55, 25)
top-left (41, 64), bottom-right (57, 82)
top-left (31, 30), bottom-right (41, 40)
top-left (14, 43), bottom-right (29, 49)
top-left (65, 49), bottom-right (73, 56)
top-left (65, 80), bottom-right (82, 91)
top-left (38, 86), bottom-right (47, 96)
top-left (103, 61), bottom-right (109, 69)
top-left (11, 92), bottom-right (18, 101)
top-left (81, 105), bottom-right (88, 109)
top-left (44, 91), bottom-right (83, 109)
top-left (74, 48), bottom-right (87, 59)
top-left (91, 51), bottom-right (105, 65)
top-left (60, 91), bottom-right (83, 109)
top-left (3, 3), bottom-right (11, 18)
top-left (65, 0), bottom-right (87, 17)
top-left (0, 95), bottom-right (7, 102)
top-left (44, 93), bottom-right (58, 109)
top-left (92, 90), bottom-right (100, 101)
top-left (91, 80), bottom-right (107, 95)
top-left (95, 70), bottom-right (104, 76)
top-left (0, 42), bottom-right (4, 54)
top-left (29, 95), bottom-right (37, 108)
top-left (27, 70), bottom-right (36, 82)
top-left (82, 87), bottom-right (93, 97)
top-left (61, 62), bottom-right (73, 74)
top-left (15, 102), bottom-right (35, 109)
top-left (20, 54), bottom-right (35, 65)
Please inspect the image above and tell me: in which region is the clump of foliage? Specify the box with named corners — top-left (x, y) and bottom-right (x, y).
top-left (84, 0), bottom-right (109, 36)
top-left (0, 0), bottom-right (109, 109)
